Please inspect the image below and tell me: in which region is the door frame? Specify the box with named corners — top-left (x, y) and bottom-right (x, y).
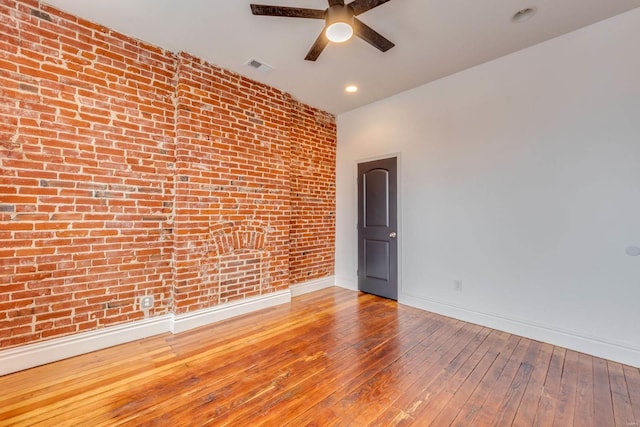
top-left (353, 152), bottom-right (402, 299)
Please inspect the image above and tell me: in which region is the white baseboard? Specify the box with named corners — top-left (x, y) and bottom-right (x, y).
top-left (5, 281), bottom-right (636, 377)
top-left (0, 315), bottom-right (173, 377)
top-left (334, 275), bottom-right (357, 291)
top-left (171, 290), bottom-right (291, 334)
top-left (0, 290), bottom-right (292, 376)
top-left (400, 292), bottom-right (640, 368)
top-left (289, 276), bottom-right (335, 297)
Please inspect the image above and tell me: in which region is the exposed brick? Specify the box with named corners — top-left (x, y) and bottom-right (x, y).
top-left (29, 7), bottom-right (51, 20)
top-left (0, 0), bottom-right (336, 349)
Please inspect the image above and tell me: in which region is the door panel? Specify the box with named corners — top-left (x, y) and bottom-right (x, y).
top-left (358, 157), bottom-right (398, 300)
top-left (364, 239), bottom-right (390, 281)
top-left (364, 169), bottom-right (389, 227)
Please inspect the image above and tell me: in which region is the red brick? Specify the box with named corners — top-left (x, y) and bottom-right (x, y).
top-left (0, 0), bottom-right (335, 350)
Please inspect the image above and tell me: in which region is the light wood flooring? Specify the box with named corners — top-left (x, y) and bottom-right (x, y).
top-left (0, 287), bottom-right (639, 426)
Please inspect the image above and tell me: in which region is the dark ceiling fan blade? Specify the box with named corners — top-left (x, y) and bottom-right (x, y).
top-left (328, 0), bottom-right (345, 6)
top-left (305, 30), bottom-right (329, 61)
top-left (352, 17), bottom-right (394, 52)
top-left (250, 4), bottom-right (325, 19)
top-left (348, 0), bottom-right (390, 16)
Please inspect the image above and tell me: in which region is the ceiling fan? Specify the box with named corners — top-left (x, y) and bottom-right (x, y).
top-left (250, 0), bottom-right (395, 61)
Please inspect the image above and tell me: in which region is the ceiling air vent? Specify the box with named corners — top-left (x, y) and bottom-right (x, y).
top-left (245, 58), bottom-right (273, 73)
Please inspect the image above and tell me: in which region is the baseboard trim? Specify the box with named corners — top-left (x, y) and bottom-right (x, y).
top-left (6, 284), bottom-right (636, 377)
top-left (0, 290), bottom-right (292, 376)
top-left (400, 292), bottom-right (640, 368)
top-left (171, 290), bottom-right (291, 334)
top-left (0, 314), bottom-right (173, 377)
top-left (290, 276), bottom-right (335, 297)
top-left (334, 275), bottom-right (357, 291)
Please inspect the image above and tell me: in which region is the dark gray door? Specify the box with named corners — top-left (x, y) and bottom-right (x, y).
top-left (358, 157), bottom-right (398, 300)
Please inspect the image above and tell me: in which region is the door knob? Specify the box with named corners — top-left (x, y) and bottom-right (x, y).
top-left (389, 232), bottom-right (397, 238)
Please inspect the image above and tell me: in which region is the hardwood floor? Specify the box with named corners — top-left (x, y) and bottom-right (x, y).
top-left (1, 287), bottom-right (639, 426)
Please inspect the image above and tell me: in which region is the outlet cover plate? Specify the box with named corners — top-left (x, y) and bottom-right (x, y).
top-left (140, 295), bottom-right (154, 310)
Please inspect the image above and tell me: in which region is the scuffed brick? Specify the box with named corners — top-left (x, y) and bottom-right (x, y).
top-left (30, 9), bottom-right (52, 22)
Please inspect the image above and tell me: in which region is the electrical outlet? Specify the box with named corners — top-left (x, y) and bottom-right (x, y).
top-left (454, 280), bottom-right (463, 292)
top-left (140, 295), bottom-right (154, 310)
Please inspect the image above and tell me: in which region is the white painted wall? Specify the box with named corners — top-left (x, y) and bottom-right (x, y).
top-left (336, 8), bottom-right (640, 367)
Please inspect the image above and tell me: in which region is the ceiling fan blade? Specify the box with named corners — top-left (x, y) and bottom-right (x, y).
top-left (348, 0), bottom-right (390, 16)
top-left (328, 0), bottom-right (345, 6)
top-left (305, 30), bottom-right (329, 61)
top-left (250, 4), bottom-right (325, 19)
top-left (352, 17), bottom-right (394, 52)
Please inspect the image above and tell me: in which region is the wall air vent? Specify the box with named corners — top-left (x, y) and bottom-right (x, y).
top-left (245, 58), bottom-right (274, 73)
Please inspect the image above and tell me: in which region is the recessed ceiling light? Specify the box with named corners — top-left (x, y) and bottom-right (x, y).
top-left (512, 7), bottom-right (537, 23)
top-left (345, 85), bottom-right (358, 93)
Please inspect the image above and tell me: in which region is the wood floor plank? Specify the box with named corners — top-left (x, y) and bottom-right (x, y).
top-left (407, 330), bottom-right (508, 425)
top-left (447, 335), bottom-right (527, 426)
top-left (551, 349), bottom-right (579, 426)
top-left (369, 406), bottom-right (415, 426)
top-left (276, 322), bottom-right (464, 421)
top-left (408, 328), bottom-right (506, 424)
top-left (489, 339), bottom-right (540, 426)
top-left (0, 287), bottom-right (638, 427)
top-left (573, 352), bottom-right (595, 427)
top-left (592, 356), bottom-right (616, 426)
top-left (468, 338), bottom-right (535, 425)
top-left (284, 315), bottom-right (468, 426)
top-left (532, 346), bottom-right (566, 427)
top-left (383, 322), bottom-right (489, 419)
top-left (511, 341), bottom-right (554, 427)
top-left (336, 325), bottom-right (490, 425)
top-left (623, 365), bottom-right (640, 422)
top-left (266, 312), bottom-right (447, 421)
top-left (253, 312), bottom-right (452, 426)
top-left (609, 360), bottom-right (637, 426)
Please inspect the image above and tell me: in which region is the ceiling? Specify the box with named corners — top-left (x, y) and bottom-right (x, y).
top-left (43, 0), bottom-right (640, 115)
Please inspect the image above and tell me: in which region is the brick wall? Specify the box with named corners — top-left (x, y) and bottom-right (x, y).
top-left (0, 0), bottom-right (336, 348)
top-left (289, 101), bottom-right (336, 283)
top-left (173, 53), bottom-right (292, 314)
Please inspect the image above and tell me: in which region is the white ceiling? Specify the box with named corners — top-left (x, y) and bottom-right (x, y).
top-left (43, 0), bottom-right (640, 115)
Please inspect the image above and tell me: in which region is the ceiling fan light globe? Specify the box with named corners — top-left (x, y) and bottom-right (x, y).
top-left (326, 22), bottom-right (353, 43)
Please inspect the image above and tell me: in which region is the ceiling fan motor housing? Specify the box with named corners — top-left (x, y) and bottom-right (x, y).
top-left (325, 5), bottom-right (355, 42)
top-left (326, 4), bottom-right (354, 25)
